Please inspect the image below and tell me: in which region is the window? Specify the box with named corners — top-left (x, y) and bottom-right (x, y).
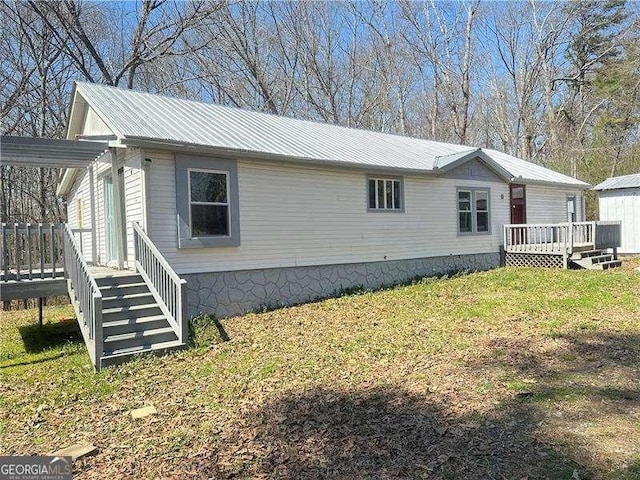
top-left (189, 169), bottom-right (229, 237)
top-left (368, 177), bottom-right (403, 211)
top-left (457, 188), bottom-right (491, 234)
top-left (175, 155), bottom-right (240, 248)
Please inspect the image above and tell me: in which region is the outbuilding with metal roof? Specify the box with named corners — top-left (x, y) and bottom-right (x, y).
top-left (594, 173), bottom-right (640, 254)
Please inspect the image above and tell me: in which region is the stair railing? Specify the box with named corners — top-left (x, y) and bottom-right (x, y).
top-left (62, 223), bottom-right (103, 368)
top-left (132, 222), bottom-right (188, 344)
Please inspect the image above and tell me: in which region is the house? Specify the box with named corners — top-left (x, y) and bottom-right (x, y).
top-left (594, 173), bottom-right (640, 254)
top-left (0, 82), bottom-right (622, 368)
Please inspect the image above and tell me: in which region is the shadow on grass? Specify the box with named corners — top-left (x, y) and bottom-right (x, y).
top-left (18, 317), bottom-right (82, 353)
top-left (195, 386), bottom-right (586, 479)
top-left (189, 315), bottom-right (230, 347)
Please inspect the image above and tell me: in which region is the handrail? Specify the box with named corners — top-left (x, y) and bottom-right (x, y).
top-left (62, 223), bottom-right (103, 368)
top-left (132, 222), bottom-right (188, 344)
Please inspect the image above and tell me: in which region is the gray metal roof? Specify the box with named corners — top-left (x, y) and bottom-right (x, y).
top-left (1, 135), bottom-right (108, 168)
top-left (73, 82), bottom-right (589, 187)
top-left (593, 173), bottom-right (640, 191)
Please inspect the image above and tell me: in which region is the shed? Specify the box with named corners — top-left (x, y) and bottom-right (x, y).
top-left (593, 173), bottom-right (640, 254)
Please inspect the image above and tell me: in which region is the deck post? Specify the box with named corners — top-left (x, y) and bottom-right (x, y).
top-left (567, 222), bottom-right (574, 255)
top-left (110, 148), bottom-right (125, 270)
top-left (38, 297), bottom-right (43, 327)
top-left (180, 279), bottom-right (189, 344)
top-left (93, 293), bottom-right (103, 370)
top-left (88, 164), bottom-right (97, 265)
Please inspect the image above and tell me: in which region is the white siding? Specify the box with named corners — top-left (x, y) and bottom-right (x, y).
top-left (66, 168), bottom-right (93, 262)
top-left (66, 148), bottom-right (144, 268)
top-left (526, 185), bottom-right (585, 224)
top-left (148, 151), bottom-right (511, 275)
top-left (121, 148), bottom-right (145, 266)
top-left (94, 155), bottom-right (112, 265)
top-left (599, 189), bottom-right (640, 254)
top-left (81, 107), bottom-right (112, 136)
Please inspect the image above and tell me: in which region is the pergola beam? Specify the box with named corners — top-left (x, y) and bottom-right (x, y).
top-left (0, 136), bottom-right (108, 168)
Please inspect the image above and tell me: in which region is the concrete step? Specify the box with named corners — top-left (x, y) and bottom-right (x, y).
top-left (100, 340), bottom-right (185, 367)
top-left (102, 314), bottom-right (169, 336)
top-left (102, 292), bottom-right (156, 309)
top-left (102, 303), bottom-right (163, 321)
top-left (95, 274), bottom-right (143, 287)
top-left (103, 326), bottom-right (177, 352)
top-left (99, 282), bottom-right (149, 296)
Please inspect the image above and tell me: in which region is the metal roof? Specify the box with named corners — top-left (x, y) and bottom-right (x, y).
top-left (0, 135), bottom-right (108, 168)
top-left (593, 173), bottom-right (640, 191)
top-left (73, 82), bottom-right (589, 187)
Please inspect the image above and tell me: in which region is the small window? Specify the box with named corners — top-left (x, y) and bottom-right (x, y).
top-left (368, 177), bottom-right (403, 211)
top-left (457, 188), bottom-right (491, 235)
top-left (476, 190), bottom-right (489, 232)
top-left (189, 169), bottom-right (230, 237)
top-left (458, 190), bottom-right (472, 233)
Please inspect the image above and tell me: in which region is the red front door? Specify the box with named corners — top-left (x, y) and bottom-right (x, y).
top-left (510, 184), bottom-right (526, 224)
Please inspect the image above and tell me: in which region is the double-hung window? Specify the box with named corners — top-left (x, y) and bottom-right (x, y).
top-left (176, 155), bottom-right (240, 248)
top-left (368, 177), bottom-right (403, 211)
top-left (189, 169), bottom-right (230, 237)
top-left (457, 188), bottom-right (490, 234)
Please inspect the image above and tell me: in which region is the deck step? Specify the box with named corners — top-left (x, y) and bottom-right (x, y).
top-left (102, 303), bottom-right (163, 321)
top-left (595, 260), bottom-right (622, 270)
top-left (571, 249), bottom-right (604, 260)
top-left (588, 254), bottom-right (613, 264)
top-left (99, 282), bottom-right (149, 295)
top-left (103, 326), bottom-right (177, 352)
top-left (95, 274), bottom-right (143, 287)
top-left (102, 292), bottom-right (156, 309)
top-left (100, 340), bottom-right (186, 367)
top-left (102, 314), bottom-right (169, 335)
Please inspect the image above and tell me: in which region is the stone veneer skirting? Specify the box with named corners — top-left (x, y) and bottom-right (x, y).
top-left (184, 252), bottom-right (500, 318)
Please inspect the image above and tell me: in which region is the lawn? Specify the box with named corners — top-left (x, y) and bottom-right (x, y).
top-left (1, 262), bottom-right (639, 479)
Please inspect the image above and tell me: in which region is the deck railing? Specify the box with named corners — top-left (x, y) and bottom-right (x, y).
top-left (133, 222), bottom-right (188, 344)
top-left (0, 223), bottom-right (93, 282)
top-left (1, 223), bottom-right (64, 281)
top-left (62, 223), bottom-right (103, 367)
top-left (504, 221), bottom-right (620, 255)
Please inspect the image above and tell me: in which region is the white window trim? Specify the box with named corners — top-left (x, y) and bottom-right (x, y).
top-left (457, 187), bottom-right (491, 236)
top-left (367, 175), bottom-right (404, 212)
top-left (187, 167), bottom-right (231, 239)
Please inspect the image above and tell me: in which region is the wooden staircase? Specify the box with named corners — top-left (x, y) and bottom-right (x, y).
top-left (96, 273), bottom-right (183, 366)
top-left (62, 223), bottom-right (188, 370)
top-left (570, 249), bottom-right (622, 270)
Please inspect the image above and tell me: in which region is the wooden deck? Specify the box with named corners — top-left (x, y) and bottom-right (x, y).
top-left (504, 221), bottom-right (622, 269)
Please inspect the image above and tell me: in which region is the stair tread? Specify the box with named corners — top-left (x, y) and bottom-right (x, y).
top-left (101, 340), bottom-right (185, 359)
top-left (99, 282), bottom-right (147, 291)
top-left (102, 303), bottom-right (161, 315)
top-left (103, 314), bottom-right (167, 328)
top-left (103, 326), bottom-right (176, 343)
top-left (589, 254), bottom-right (612, 260)
top-left (102, 291), bottom-right (154, 301)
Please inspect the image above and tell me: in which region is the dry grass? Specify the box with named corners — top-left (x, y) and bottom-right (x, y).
top-left (1, 261), bottom-right (639, 479)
